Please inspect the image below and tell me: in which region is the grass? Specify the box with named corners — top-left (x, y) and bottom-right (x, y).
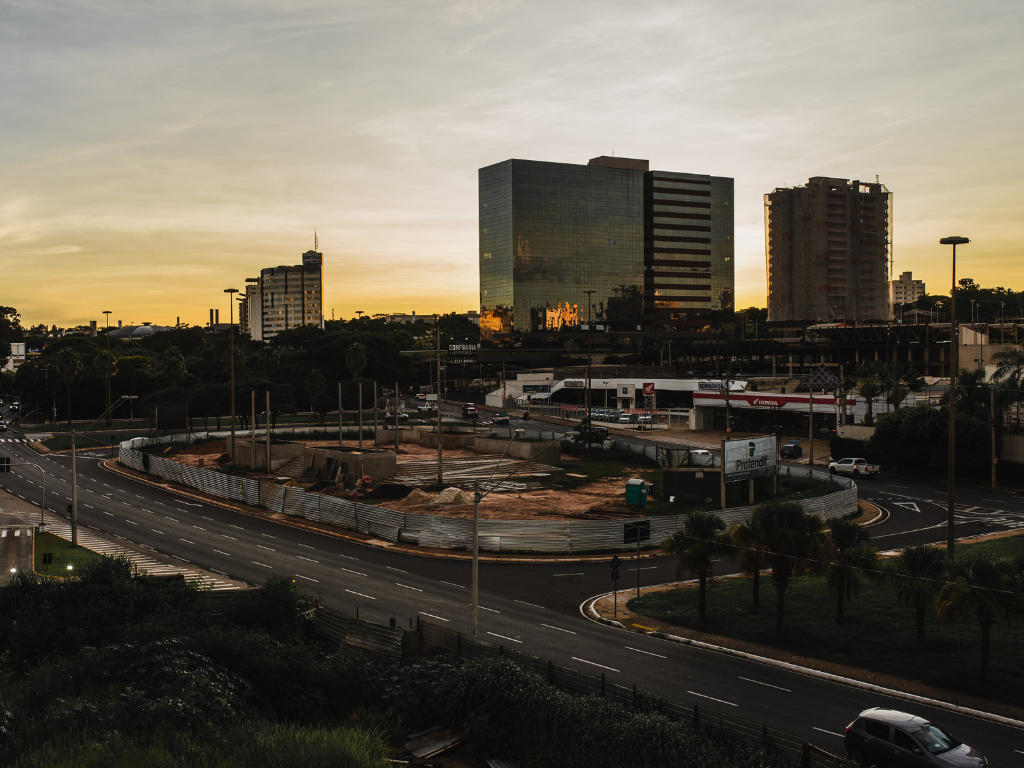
top-left (33, 532), bottom-right (103, 576)
top-left (629, 534), bottom-right (1024, 707)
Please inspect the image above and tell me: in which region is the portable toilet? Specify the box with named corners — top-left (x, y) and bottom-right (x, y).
top-left (625, 478), bottom-right (648, 508)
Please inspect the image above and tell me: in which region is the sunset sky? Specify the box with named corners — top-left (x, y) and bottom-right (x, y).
top-left (3, 1), bottom-right (1023, 328)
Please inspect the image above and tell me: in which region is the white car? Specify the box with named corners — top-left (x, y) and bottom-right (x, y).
top-left (617, 414), bottom-right (632, 424)
top-left (690, 449), bottom-right (717, 467)
top-left (828, 457), bottom-right (880, 478)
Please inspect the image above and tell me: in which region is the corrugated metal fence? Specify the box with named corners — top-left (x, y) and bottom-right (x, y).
top-left (121, 437), bottom-right (857, 554)
top-left (299, 605), bottom-right (847, 768)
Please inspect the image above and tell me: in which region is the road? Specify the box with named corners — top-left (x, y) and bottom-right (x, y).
top-left (1, 419), bottom-right (1023, 763)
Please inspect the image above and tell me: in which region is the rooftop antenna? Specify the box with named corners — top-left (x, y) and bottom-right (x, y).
top-left (314, 229), bottom-right (319, 252)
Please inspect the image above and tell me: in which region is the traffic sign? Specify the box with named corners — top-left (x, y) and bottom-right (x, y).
top-left (610, 554), bottom-right (621, 581)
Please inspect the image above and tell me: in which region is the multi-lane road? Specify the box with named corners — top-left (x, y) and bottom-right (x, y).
top-left (1, 415), bottom-right (1023, 763)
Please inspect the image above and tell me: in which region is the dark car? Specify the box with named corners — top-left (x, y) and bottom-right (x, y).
top-left (494, 412), bottom-right (510, 425)
top-left (780, 439), bottom-right (802, 458)
top-left (844, 708), bottom-right (987, 767)
top-left (0, 421), bottom-right (7, 432)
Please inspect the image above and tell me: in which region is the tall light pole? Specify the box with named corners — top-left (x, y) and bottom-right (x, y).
top-left (225, 288), bottom-right (239, 453)
top-left (940, 236), bottom-right (969, 560)
top-left (102, 310), bottom-right (113, 426)
top-left (583, 289), bottom-right (596, 418)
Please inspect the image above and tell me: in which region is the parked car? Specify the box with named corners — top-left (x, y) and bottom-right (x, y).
top-left (461, 404), bottom-right (478, 418)
top-left (637, 413), bottom-right (652, 423)
top-left (828, 457), bottom-right (880, 478)
top-left (592, 425), bottom-right (609, 439)
top-left (494, 412), bottom-right (510, 425)
top-left (384, 411), bottom-right (409, 424)
top-left (617, 414), bottom-right (632, 424)
top-left (844, 707), bottom-right (987, 767)
top-left (690, 449), bottom-right (715, 467)
top-left (780, 439), bottom-right (802, 458)
top-left (0, 421), bottom-right (7, 432)
top-left (417, 403), bottom-right (437, 413)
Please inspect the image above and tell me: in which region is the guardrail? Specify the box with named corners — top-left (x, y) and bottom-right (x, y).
top-left (119, 437), bottom-right (857, 554)
top-left (286, 603), bottom-right (848, 768)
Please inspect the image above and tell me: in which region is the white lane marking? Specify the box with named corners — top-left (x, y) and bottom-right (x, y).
top-left (296, 555), bottom-right (319, 563)
top-left (193, 525), bottom-right (206, 531)
top-left (572, 657), bottom-right (619, 672)
top-left (626, 646), bottom-right (667, 659)
top-left (341, 567), bottom-right (367, 576)
top-left (541, 623), bottom-right (576, 634)
top-left (298, 543), bottom-right (315, 549)
top-left (180, 538), bottom-right (194, 544)
top-left (85, 504), bottom-right (95, 509)
top-left (739, 676), bottom-right (791, 692)
top-left (346, 589), bottom-right (376, 599)
top-left (261, 533), bottom-right (277, 538)
top-left (126, 520), bottom-right (138, 525)
top-left (252, 561), bottom-right (272, 568)
top-left (688, 690), bottom-right (737, 707)
top-left (135, 495), bottom-right (144, 499)
top-left (440, 580), bottom-right (465, 589)
top-left (479, 606), bottom-right (499, 613)
top-left (514, 599), bottom-right (544, 609)
top-left (627, 567), bottom-right (657, 571)
top-left (210, 569), bottom-right (228, 576)
top-left (221, 535), bottom-right (237, 540)
top-left (488, 632), bottom-right (522, 644)
top-left (165, 516), bottom-right (179, 522)
top-left (386, 565), bottom-right (407, 573)
top-left (102, 511), bottom-right (114, 516)
top-left (257, 544), bottom-right (275, 551)
top-left (553, 572), bottom-right (584, 576)
top-left (229, 524), bottom-right (243, 530)
top-left (179, 501), bottom-right (202, 506)
top-left (889, 484), bottom-right (909, 489)
top-left (213, 549), bottom-right (232, 556)
top-left (813, 727), bottom-right (844, 738)
top-left (338, 553), bottom-right (358, 560)
top-left (396, 583), bottom-right (422, 592)
top-left (201, 515), bottom-right (213, 521)
top-left (421, 612), bottom-right (449, 622)
top-left (295, 574), bottom-right (319, 583)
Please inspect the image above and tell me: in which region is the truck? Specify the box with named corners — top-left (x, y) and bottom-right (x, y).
top-left (828, 457), bottom-right (880, 478)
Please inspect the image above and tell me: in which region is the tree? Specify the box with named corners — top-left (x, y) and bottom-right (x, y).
top-left (305, 368), bottom-right (328, 425)
top-left (936, 555), bottom-right (1022, 680)
top-left (52, 347), bottom-right (82, 426)
top-left (730, 515), bottom-right (772, 608)
top-left (662, 510), bottom-right (730, 621)
top-left (748, 501), bottom-right (831, 632)
top-left (856, 360), bottom-right (885, 425)
top-left (993, 344), bottom-right (1024, 390)
top-left (881, 364), bottom-right (925, 411)
top-left (93, 350), bottom-right (119, 426)
top-left (162, 346), bottom-right (187, 388)
top-left (345, 342), bottom-right (368, 380)
top-left (885, 545), bottom-right (948, 639)
top-left (258, 347), bottom-right (280, 380)
top-left (825, 518), bottom-right (878, 625)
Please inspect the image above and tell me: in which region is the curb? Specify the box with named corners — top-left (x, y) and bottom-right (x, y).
top-left (579, 593), bottom-right (1024, 730)
top-left (99, 459), bottom-right (668, 564)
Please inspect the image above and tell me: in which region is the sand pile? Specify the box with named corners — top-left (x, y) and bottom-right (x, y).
top-left (429, 487), bottom-right (474, 506)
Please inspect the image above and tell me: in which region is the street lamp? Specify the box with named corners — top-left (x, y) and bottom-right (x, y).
top-left (583, 289), bottom-right (596, 419)
top-left (224, 288), bottom-right (239, 454)
top-left (469, 429), bottom-right (578, 634)
top-left (940, 235), bottom-right (969, 560)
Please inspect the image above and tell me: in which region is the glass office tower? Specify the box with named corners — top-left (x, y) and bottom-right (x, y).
top-left (479, 157), bottom-right (733, 338)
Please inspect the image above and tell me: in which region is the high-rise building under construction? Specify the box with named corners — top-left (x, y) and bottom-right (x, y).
top-left (765, 177), bottom-right (891, 324)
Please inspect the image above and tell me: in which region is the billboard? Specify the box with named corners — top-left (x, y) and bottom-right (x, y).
top-left (447, 343), bottom-right (477, 365)
top-left (723, 436), bottom-right (777, 482)
top-left (522, 384), bottom-right (551, 394)
top-left (642, 382), bottom-right (655, 396)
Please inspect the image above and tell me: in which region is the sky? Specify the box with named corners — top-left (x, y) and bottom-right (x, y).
top-left (2, 0), bottom-right (1023, 328)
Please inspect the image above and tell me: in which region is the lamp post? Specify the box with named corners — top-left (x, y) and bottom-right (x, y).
top-left (940, 235), bottom-right (969, 560)
top-left (583, 289), bottom-right (596, 419)
top-left (102, 310), bottom-right (113, 425)
top-left (224, 288), bottom-right (239, 454)
top-left (470, 429), bottom-right (577, 634)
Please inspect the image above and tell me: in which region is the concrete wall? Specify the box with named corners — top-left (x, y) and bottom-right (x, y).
top-left (374, 427), bottom-right (420, 444)
top-left (837, 424), bottom-right (876, 441)
top-left (230, 438), bottom-right (306, 471)
top-left (471, 436), bottom-right (562, 467)
top-left (1001, 434), bottom-right (1024, 463)
top-left (420, 431), bottom-right (477, 449)
top-left (305, 446), bottom-right (397, 483)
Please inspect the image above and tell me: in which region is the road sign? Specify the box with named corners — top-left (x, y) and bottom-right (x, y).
top-left (610, 554), bottom-right (621, 580)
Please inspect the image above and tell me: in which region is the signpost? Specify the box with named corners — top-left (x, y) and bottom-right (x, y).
top-left (721, 435), bottom-right (778, 508)
top-left (624, 521), bottom-right (651, 601)
top-left (610, 554), bottom-right (621, 618)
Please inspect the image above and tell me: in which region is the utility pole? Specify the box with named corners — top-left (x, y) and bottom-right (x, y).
top-left (250, 391), bottom-right (255, 467)
top-left (338, 382), bottom-right (343, 447)
top-left (373, 381), bottom-right (378, 446)
top-left (395, 380), bottom-right (400, 454)
top-left (991, 384), bottom-right (998, 490)
top-left (358, 382), bottom-right (363, 449)
top-left (472, 480), bottom-right (480, 634)
top-left (808, 379), bottom-right (814, 477)
top-left (224, 288), bottom-right (239, 456)
top-left (265, 390), bottom-right (271, 475)
top-left (437, 321), bottom-right (443, 485)
top-left (940, 236), bottom-right (969, 560)
top-left (584, 288), bottom-right (595, 419)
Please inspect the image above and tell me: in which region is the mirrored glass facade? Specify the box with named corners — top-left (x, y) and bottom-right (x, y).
top-left (479, 158), bottom-right (734, 338)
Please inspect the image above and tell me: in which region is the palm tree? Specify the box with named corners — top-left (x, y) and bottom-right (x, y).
top-left (936, 555), bottom-right (1021, 680)
top-left (856, 360), bottom-right (885, 425)
top-left (881, 364), bottom-right (926, 411)
top-left (992, 344), bottom-right (1024, 389)
top-left (749, 501), bottom-right (831, 633)
top-left (826, 519), bottom-right (878, 625)
top-left (92, 350), bottom-right (118, 426)
top-left (258, 347), bottom-right (280, 380)
top-left (346, 342), bottom-right (368, 380)
top-left (162, 346), bottom-right (187, 388)
top-left (662, 510), bottom-right (730, 621)
top-left (886, 545), bottom-right (948, 639)
top-left (730, 515), bottom-right (771, 608)
top-left (52, 347), bottom-right (82, 427)
top-left (305, 368), bottom-right (328, 425)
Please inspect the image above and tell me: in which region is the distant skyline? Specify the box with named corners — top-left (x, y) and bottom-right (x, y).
top-left (3, 1), bottom-right (1023, 327)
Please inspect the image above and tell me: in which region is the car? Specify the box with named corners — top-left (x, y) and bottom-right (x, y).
top-left (829, 457), bottom-right (880, 478)
top-left (637, 413), bottom-right (652, 423)
top-left (0, 421), bottom-right (6, 432)
top-left (416, 393), bottom-right (427, 401)
top-left (617, 414), bottom-right (632, 424)
top-left (844, 707), bottom-right (987, 767)
top-left (461, 404), bottom-right (478, 418)
top-left (417, 403), bottom-right (437, 413)
top-left (494, 412), bottom-right (510, 425)
top-left (592, 425), bottom-right (609, 439)
top-left (780, 439), bottom-right (802, 458)
top-left (690, 449), bottom-right (716, 467)
top-left (384, 411), bottom-right (409, 423)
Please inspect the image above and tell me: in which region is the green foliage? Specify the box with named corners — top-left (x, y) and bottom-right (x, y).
top-left (867, 405), bottom-right (990, 477)
top-left (663, 511), bottom-right (730, 621)
top-left (884, 545), bottom-right (949, 639)
top-left (825, 519), bottom-right (878, 625)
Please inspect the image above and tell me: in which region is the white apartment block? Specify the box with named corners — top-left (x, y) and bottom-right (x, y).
top-left (242, 249), bottom-right (324, 342)
top-left (889, 271), bottom-right (925, 306)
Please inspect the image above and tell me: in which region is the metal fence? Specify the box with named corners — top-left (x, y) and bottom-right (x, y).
top-left (120, 438), bottom-right (857, 554)
top-left (301, 606), bottom-right (847, 768)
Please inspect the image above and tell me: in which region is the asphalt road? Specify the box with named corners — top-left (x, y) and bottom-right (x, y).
top-left (1, 422), bottom-right (1023, 762)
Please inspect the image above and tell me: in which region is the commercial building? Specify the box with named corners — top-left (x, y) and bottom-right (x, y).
top-left (479, 156), bottom-right (734, 338)
top-left (2, 342), bottom-right (27, 373)
top-left (889, 270), bottom-right (925, 307)
top-left (765, 177), bottom-right (892, 325)
top-left (242, 247), bottom-right (325, 342)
